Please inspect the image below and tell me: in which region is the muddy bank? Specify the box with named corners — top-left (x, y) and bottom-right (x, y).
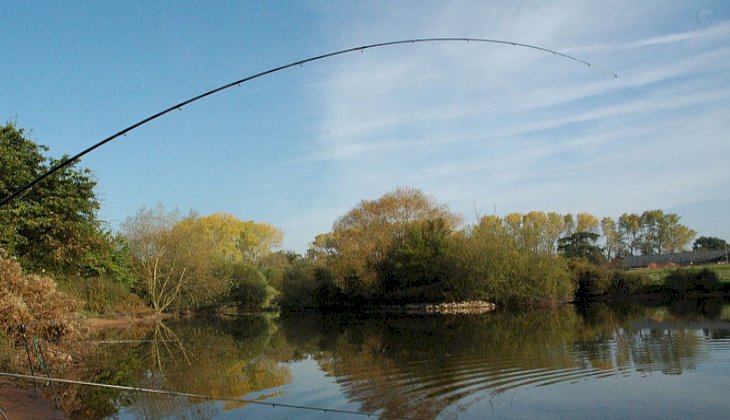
top-left (84, 312), bottom-right (172, 329)
top-left (0, 378), bottom-right (66, 420)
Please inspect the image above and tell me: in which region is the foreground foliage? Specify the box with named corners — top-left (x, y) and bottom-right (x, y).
top-left (0, 123), bottom-right (124, 278)
top-left (0, 252), bottom-right (80, 342)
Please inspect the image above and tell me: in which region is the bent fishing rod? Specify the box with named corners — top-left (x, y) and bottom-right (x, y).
top-left (0, 37), bottom-right (617, 207)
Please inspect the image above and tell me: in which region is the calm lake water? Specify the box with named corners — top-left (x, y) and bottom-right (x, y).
top-left (7, 300), bottom-right (730, 419)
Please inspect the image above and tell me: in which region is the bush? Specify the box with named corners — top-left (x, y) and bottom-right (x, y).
top-left (665, 268), bottom-right (720, 295)
top-left (58, 276), bottom-right (145, 315)
top-left (227, 264), bottom-right (279, 309)
top-left (277, 260), bottom-right (345, 308)
top-left (0, 252), bottom-right (81, 342)
top-left (451, 229), bottom-right (575, 305)
top-left (609, 271), bottom-right (651, 295)
top-left (569, 259), bottom-right (612, 299)
top-left (279, 260), bottom-right (318, 308)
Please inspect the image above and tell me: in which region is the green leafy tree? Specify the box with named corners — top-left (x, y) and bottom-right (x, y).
top-left (638, 210), bottom-right (695, 255)
top-left (0, 122), bottom-right (115, 275)
top-left (452, 217), bottom-right (574, 305)
top-left (558, 232), bottom-right (604, 264)
top-left (382, 218), bottom-right (456, 301)
top-left (639, 210), bottom-right (666, 255)
top-left (223, 263), bottom-right (279, 308)
top-left (663, 216), bottom-right (696, 254)
top-left (693, 236), bottom-right (728, 251)
top-left (618, 213), bottom-right (642, 256)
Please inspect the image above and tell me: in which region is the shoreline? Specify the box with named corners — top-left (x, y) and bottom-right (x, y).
top-left (0, 378), bottom-right (66, 420)
top-left (369, 301), bottom-right (497, 314)
top-left (84, 312), bottom-right (172, 329)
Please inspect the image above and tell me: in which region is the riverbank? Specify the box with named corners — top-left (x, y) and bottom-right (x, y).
top-left (84, 312), bottom-right (172, 329)
top-left (0, 378), bottom-right (66, 420)
top-left (374, 300), bottom-right (497, 314)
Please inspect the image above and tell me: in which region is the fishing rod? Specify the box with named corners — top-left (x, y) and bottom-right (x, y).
top-left (0, 37), bottom-right (617, 206)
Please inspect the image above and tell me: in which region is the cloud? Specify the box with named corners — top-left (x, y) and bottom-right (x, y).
top-left (563, 20), bottom-right (730, 52)
top-left (277, 2), bottom-right (730, 250)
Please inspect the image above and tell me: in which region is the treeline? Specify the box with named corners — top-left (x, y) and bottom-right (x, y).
top-left (278, 187), bottom-right (576, 306)
top-left (0, 123), bottom-right (719, 320)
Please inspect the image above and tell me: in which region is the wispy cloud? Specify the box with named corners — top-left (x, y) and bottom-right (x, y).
top-left (563, 20), bottom-right (730, 52)
top-left (289, 2), bottom-right (730, 250)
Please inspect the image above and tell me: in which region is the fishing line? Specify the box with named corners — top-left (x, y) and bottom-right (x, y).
top-left (0, 371), bottom-right (414, 419)
top-left (0, 37), bottom-right (617, 206)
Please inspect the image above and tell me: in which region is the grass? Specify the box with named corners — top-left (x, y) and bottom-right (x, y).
top-left (635, 264), bottom-right (730, 286)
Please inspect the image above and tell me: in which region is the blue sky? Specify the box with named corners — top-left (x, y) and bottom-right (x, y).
top-left (2, 1), bottom-right (729, 252)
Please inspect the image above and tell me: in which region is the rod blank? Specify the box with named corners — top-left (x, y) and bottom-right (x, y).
top-left (0, 37), bottom-right (616, 206)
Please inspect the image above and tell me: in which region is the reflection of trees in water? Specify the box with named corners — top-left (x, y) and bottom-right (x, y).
top-left (279, 304), bottom-right (729, 419)
top-left (11, 302), bottom-right (728, 419)
top-left (133, 316), bottom-right (292, 417)
top-left (49, 314), bottom-right (292, 419)
top-left (281, 309), bottom-right (584, 419)
top-left (668, 298), bottom-right (725, 319)
top-left (629, 329), bottom-right (701, 375)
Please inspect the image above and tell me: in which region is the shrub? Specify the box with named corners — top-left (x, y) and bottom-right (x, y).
top-left (227, 264), bottom-right (279, 309)
top-left (0, 252), bottom-right (81, 342)
top-left (609, 271), bottom-right (651, 295)
top-left (58, 276), bottom-right (145, 315)
top-left (665, 268), bottom-right (720, 295)
top-left (569, 259), bottom-right (612, 299)
top-left (451, 229), bottom-right (575, 305)
top-left (278, 260), bottom-right (318, 308)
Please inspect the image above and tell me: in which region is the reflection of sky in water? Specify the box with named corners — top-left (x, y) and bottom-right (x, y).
top-left (218, 357), bottom-right (370, 419)
top-left (482, 361), bottom-right (730, 420)
top-left (443, 328), bottom-right (730, 419)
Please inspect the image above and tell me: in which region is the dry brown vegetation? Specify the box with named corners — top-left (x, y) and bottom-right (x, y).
top-left (0, 251), bottom-right (81, 343)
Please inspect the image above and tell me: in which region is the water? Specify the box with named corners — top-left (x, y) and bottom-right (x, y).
top-left (4, 300), bottom-right (730, 419)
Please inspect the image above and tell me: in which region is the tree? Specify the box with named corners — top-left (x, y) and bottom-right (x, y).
top-left (558, 232), bottom-right (604, 264)
top-left (224, 263), bottom-right (279, 308)
top-left (324, 187), bottom-right (460, 298)
top-left (176, 212), bottom-right (283, 264)
top-left (122, 207), bottom-right (284, 312)
top-left (306, 233), bottom-right (336, 260)
top-left (122, 206), bottom-right (213, 312)
top-left (521, 211), bottom-right (549, 253)
top-left (451, 217), bottom-right (574, 305)
top-left (576, 212), bottom-right (600, 234)
top-left (638, 210), bottom-right (695, 255)
top-left (600, 217), bottom-right (623, 260)
top-left (0, 122), bottom-right (114, 275)
top-left (663, 216), bottom-right (696, 254)
top-left (544, 212), bottom-right (567, 254)
top-left (693, 236), bottom-right (728, 251)
top-left (639, 210), bottom-right (665, 255)
top-left (562, 214), bottom-right (575, 237)
top-left (382, 218), bottom-right (456, 300)
top-left (618, 213), bottom-right (642, 256)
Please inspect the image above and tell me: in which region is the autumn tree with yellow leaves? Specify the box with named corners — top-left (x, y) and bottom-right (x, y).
top-left (121, 206), bottom-right (282, 312)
